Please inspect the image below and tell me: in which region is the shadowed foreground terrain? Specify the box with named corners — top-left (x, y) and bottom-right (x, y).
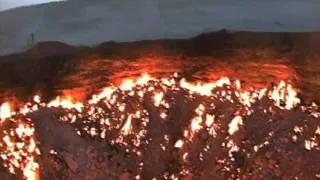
top-left (0, 31), bottom-right (320, 179)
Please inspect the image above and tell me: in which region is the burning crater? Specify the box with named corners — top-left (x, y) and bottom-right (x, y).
top-left (0, 73), bottom-right (319, 179)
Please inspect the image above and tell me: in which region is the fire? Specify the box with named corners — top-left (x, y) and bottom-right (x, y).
top-left (161, 78), bottom-right (175, 87)
top-left (136, 73), bottom-right (153, 85)
top-left (195, 104), bottom-right (205, 116)
top-left (269, 81), bottom-right (300, 110)
top-left (89, 87), bottom-right (114, 104)
top-left (0, 72), bottom-right (318, 179)
top-left (305, 140), bottom-right (317, 150)
top-left (119, 79), bottom-right (135, 91)
top-left (285, 84), bottom-right (300, 110)
top-left (121, 114), bottom-right (133, 135)
top-left (3, 136), bottom-right (14, 147)
top-left (23, 157), bottom-right (39, 180)
top-left (235, 80), bottom-right (241, 89)
top-left (33, 95), bottom-right (41, 104)
top-left (190, 116), bottom-right (202, 134)
top-left (0, 102), bottom-right (11, 121)
top-left (48, 96), bottom-right (83, 112)
top-left (258, 88), bottom-right (267, 99)
top-left (180, 79), bottom-right (215, 96)
top-left (154, 92), bottom-right (164, 107)
top-left (190, 104), bottom-right (206, 136)
top-left (216, 77), bottom-right (231, 87)
top-left (205, 114), bottom-right (215, 127)
top-left (228, 115), bottom-right (243, 135)
top-left (0, 119), bottom-right (39, 180)
top-left (174, 139), bottom-right (184, 148)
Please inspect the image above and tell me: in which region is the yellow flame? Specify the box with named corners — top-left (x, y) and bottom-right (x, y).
top-left (23, 157), bottom-right (39, 180)
top-left (174, 139), bottom-right (184, 148)
top-left (258, 88), bottom-right (267, 99)
top-left (235, 80), bottom-right (241, 90)
top-left (180, 79), bottom-right (216, 96)
top-left (3, 136), bottom-right (14, 148)
top-left (195, 104), bottom-right (205, 115)
top-left (154, 92), bottom-right (164, 107)
top-left (119, 79), bottom-right (135, 91)
top-left (0, 102), bottom-right (11, 121)
top-left (205, 114), bottom-right (215, 127)
top-left (33, 95), bottom-right (41, 104)
top-left (136, 73), bottom-right (152, 85)
top-left (216, 77), bottom-right (231, 87)
top-left (121, 115), bottom-right (133, 135)
top-left (190, 104), bottom-right (206, 136)
top-left (161, 78), bottom-right (175, 87)
top-left (285, 84), bottom-right (300, 110)
top-left (190, 116), bottom-right (202, 135)
top-left (48, 96), bottom-right (83, 112)
top-left (89, 87), bottom-right (114, 104)
top-left (15, 124), bottom-right (25, 138)
top-left (228, 116), bottom-right (243, 135)
top-left (268, 81), bottom-right (300, 110)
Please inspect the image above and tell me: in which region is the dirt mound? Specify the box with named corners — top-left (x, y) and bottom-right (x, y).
top-left (26, 41), bottom-right (78, 55)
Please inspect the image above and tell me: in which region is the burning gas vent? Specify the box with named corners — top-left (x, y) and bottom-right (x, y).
top-left (0, 73), bottom-right (319, 179)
